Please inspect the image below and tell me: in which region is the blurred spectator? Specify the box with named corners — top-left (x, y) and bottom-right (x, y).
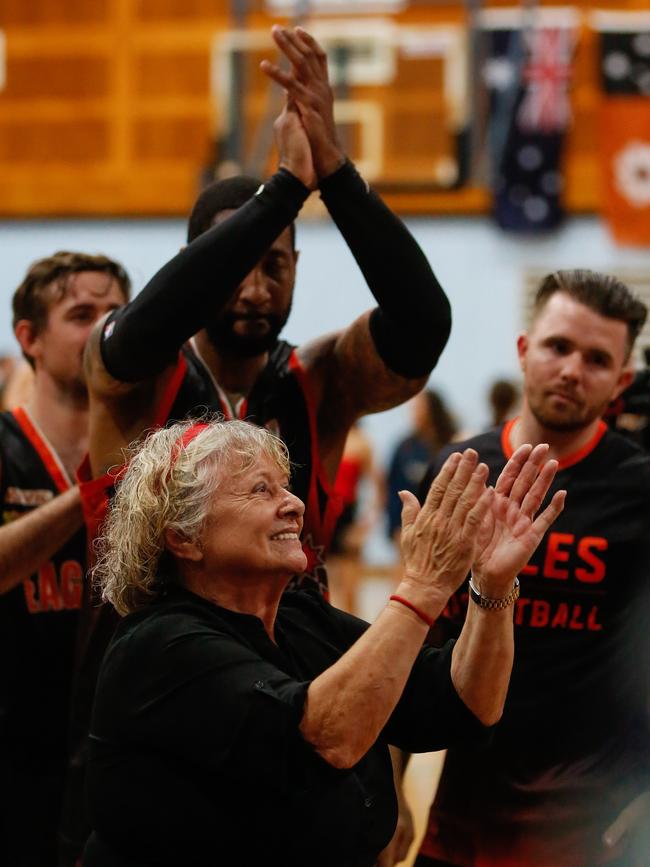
top-left (328, 422), bottom-right (385, 615)
top-left (488, 378), bottom-right (520, 427)
top-left (386, 389), bottom-right (458, 543)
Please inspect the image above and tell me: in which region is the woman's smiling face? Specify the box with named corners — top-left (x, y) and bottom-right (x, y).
top-left (196, 453), bottom-right (307, 583)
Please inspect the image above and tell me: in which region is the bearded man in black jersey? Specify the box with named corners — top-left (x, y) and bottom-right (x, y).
top-left (414, 270), bottom-right (650, 867)
top-left (0, 252), bottom-right (129, 866)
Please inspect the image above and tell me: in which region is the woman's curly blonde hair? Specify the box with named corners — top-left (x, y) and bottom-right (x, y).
top-left (93, 418), bottom-right (291, 616)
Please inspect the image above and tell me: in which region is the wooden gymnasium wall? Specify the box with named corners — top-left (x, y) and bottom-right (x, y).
top-left (0, 0), bottom-right (647, 217)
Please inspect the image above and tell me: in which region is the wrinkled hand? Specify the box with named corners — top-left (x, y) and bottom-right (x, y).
top-left (472, 444), bottom-right (565, 595)
top-left (399, 450), bottom-right (494, 615)
top-left (273, 97), bottom-right (316, 189)
top-left (261, 26), bottom-right (345, 179)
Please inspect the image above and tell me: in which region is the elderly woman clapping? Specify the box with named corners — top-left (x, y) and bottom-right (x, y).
top-left (83, 419), bottom-right (564, 867)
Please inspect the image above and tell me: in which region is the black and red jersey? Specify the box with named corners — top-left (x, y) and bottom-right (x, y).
top-left (418, 421), bottom-right (650, 867)
top-left (0, 407), bottom-right (86, 865)
top-left (0, 407), bottom-right (85, 745)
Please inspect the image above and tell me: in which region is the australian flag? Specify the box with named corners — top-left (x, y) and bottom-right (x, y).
top-left (482, 14), bottom-right (577, 231)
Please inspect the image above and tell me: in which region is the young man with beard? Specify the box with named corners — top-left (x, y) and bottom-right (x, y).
top-left (0, 252), bottom-right (129, 866)
top-left (414, 269), bottom-right (650, 867)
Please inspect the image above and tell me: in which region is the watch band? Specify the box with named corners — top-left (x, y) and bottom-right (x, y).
top-left (469, 577), bottom-right (520, 610)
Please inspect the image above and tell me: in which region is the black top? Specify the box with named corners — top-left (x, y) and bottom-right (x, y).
top-left (84, 587), bottom-right (485, 867)
top-left (418, 422), bottom-right (650, 866)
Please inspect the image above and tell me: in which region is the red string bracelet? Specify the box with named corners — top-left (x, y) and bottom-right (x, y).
top-left (389, 595), bottom-right (435, 627)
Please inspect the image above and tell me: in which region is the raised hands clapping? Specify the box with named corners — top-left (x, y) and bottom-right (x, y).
top-left (261, 26), bottom-right (345, 180)
top-left (398, 445), bottom-right (565, 620)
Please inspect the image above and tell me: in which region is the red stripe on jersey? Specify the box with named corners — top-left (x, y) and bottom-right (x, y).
top-left (557, 421), bottom-right (608, 470)
top-left (153, 352), bottom-right (188, 428)
top-left (501, 418), bottom-right (517, 460)
top-left (502, 416), bottom-right (608, 470)
top-left (12, 406), bottom-right (70, 494)
top-left (76, 454), bottom-right (125, 552)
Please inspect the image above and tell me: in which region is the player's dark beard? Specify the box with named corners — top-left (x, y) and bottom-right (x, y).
top-left (531, 406), bottom-right (589, 432)
top-left (205, 307), bottom-right (291, 358)
top-left (530, 395), bottom-right (610, 433)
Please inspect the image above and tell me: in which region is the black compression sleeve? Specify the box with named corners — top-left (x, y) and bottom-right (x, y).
top-left (100, 170), bottom-right (310, 382)
top-left (318, 161), bottom-right (451, 378)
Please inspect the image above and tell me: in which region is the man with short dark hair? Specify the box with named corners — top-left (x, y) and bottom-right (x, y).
top-left (415, 269), bottom-right (650, 867)
top-left (0, 251), bottom-right (129, 866)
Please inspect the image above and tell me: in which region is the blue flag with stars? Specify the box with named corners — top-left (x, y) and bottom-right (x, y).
top-left (482, 13), bottom-right (577, 231)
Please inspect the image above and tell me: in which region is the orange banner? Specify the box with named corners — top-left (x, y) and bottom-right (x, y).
top-left (601, 98), bottom-right (650, 245)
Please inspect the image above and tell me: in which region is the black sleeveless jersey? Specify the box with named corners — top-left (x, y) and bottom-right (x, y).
top-left (418, 421), bottom-right (650, 867)
top-left (0, 408), bottom-right (86, 750)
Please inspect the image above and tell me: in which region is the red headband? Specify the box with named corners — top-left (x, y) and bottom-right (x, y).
top-left (168, 423), bottom-right (210, 473)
